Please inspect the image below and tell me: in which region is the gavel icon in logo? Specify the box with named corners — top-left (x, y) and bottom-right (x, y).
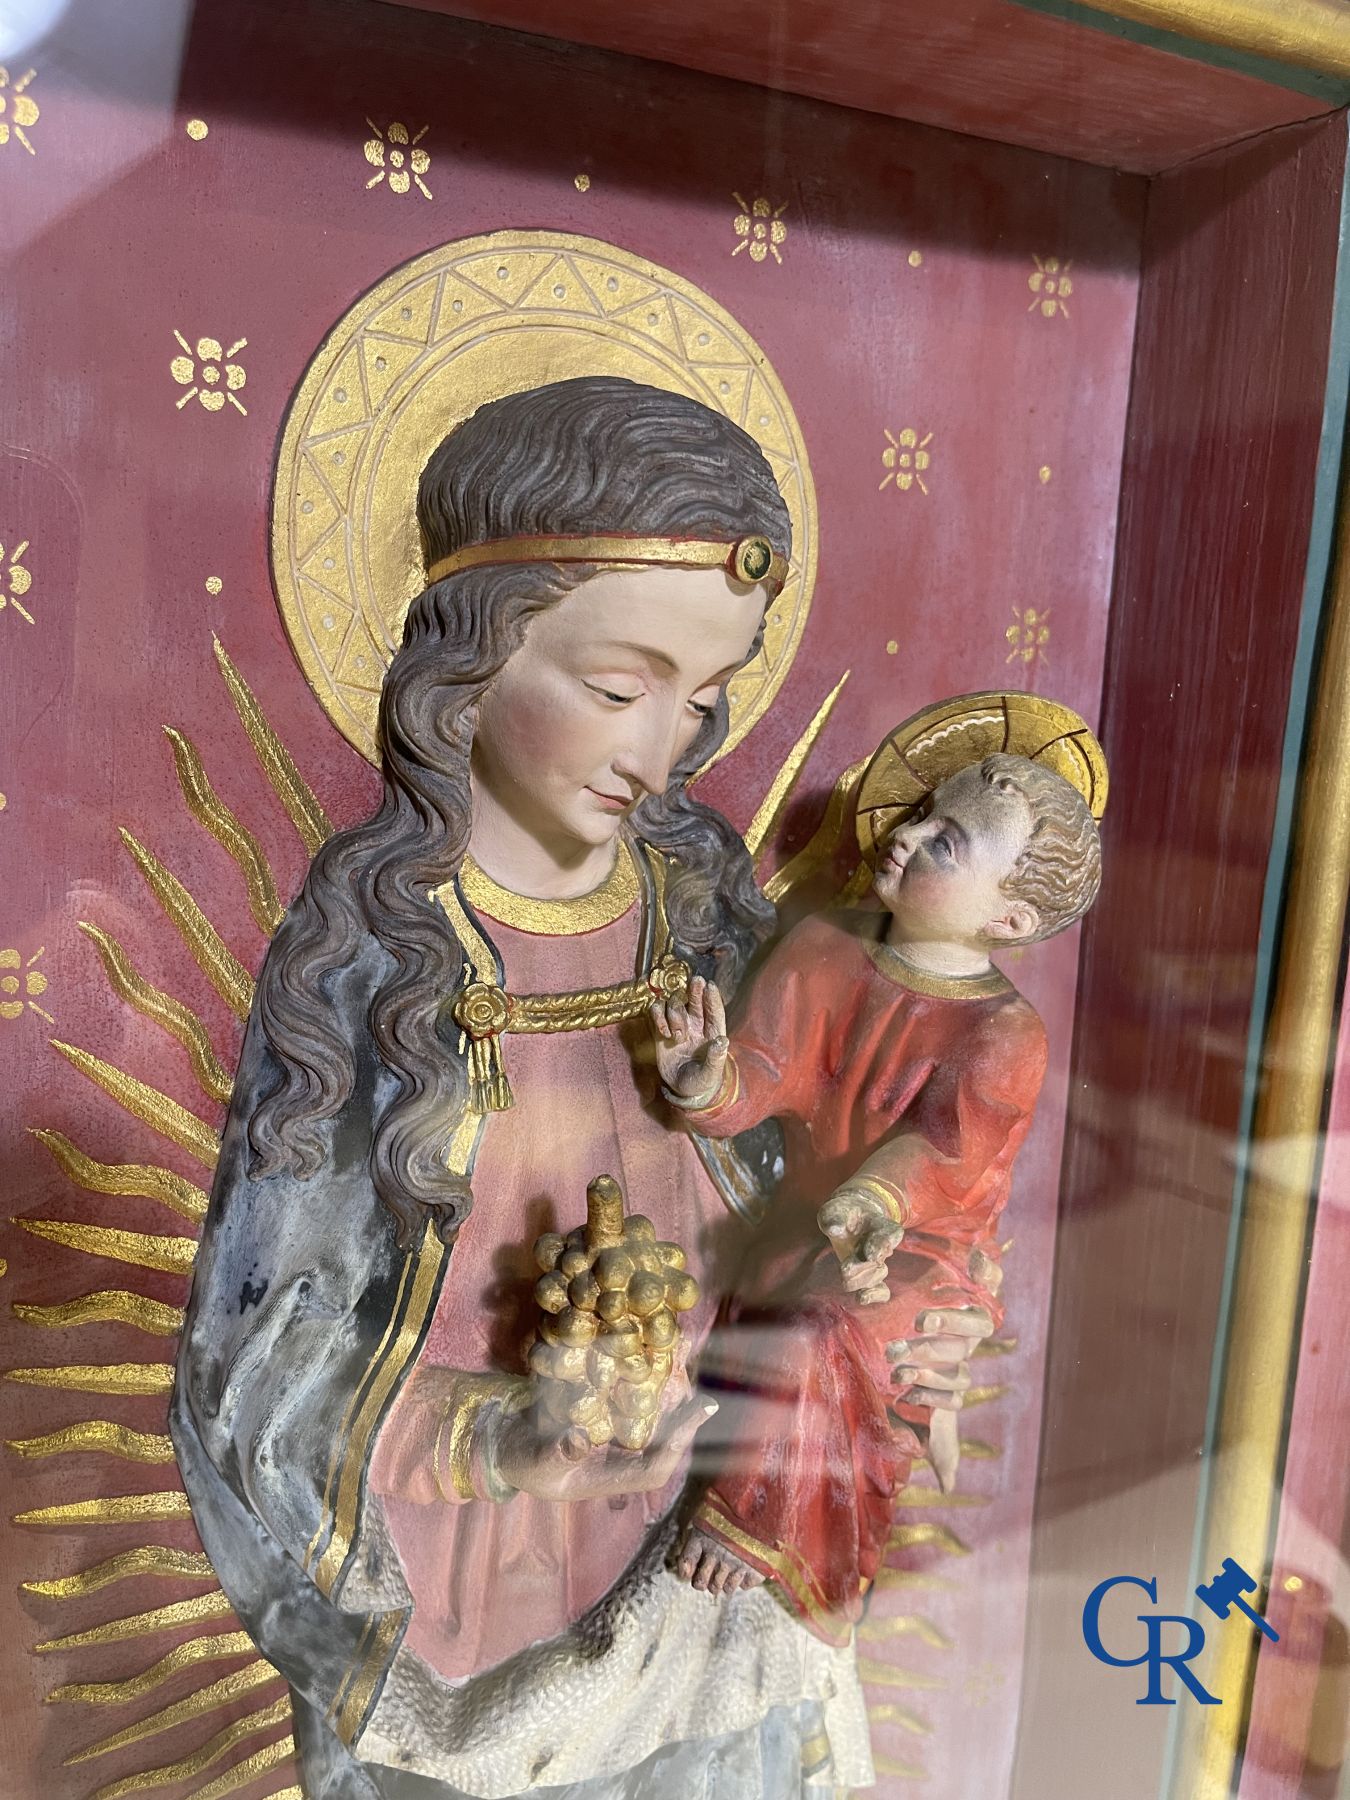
top-left (1195, 1558), bottom-right (1280, 1643)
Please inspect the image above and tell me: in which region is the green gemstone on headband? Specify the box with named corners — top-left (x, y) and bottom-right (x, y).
top-left (738, 538), bottom-right (772, 581)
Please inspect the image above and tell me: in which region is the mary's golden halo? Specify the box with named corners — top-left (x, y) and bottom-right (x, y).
top-left (270, 230), bottom-right (818, 767)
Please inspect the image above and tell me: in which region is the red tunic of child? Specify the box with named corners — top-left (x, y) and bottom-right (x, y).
top-left (683, 910), bottom-right (1047, 1643)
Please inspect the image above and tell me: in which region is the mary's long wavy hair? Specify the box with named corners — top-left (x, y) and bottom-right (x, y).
top-left (247, 376), bottom-right (791, 1247)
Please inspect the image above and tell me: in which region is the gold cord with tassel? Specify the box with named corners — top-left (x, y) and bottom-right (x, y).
top-left (452, 956), bottom-right (690, 1114)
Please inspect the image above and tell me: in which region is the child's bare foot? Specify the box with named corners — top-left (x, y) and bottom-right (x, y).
top-left (677, 1526), bottom-right (767, 1596)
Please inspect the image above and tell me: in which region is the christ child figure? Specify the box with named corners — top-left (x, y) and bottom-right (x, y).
top-left (652, 745), bottom-right (1103, 1643)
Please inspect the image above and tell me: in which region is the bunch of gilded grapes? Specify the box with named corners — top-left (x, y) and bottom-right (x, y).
top-left (528, 1174), bottom-right (700, 1450)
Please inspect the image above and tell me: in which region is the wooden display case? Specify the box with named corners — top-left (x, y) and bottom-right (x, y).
top-left (2, 1), bottom-right (1349, 1796)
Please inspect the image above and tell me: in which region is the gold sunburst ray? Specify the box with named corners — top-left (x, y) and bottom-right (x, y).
top-left (860, 1613), bottom-right (953, 1650)
top-left (5, 1365), bottom-right (176, 1399)
top-left (186, 1735), bottom-right (296, 1800)
top-left (860, 1656), bottom-right (943, 1684)
top-left (213, 637), bottom-right (333, 857)
top-left (854, 1655), bottom-right (948, 1688)
top-left (25, 1546), bottom-right (216, 1601)
top-left (37, 1590), bottom-right (234, 1653)
top-left (872, 1568), bottom-right (956, 1592)
top-left (65, 1660), bottom-right (281, 1762)
top-left (15, 1490), bottom-right (190, 1527)
top-left (164, 727), bottom-right (284, 936)
top-left (764, 756), bottom-right (867, 907)
top-left (47, 1630), bottom-right (257, 1705)
top-left (13, 1215), bottom-right (198, 1274)
top-left (885, 1522), bottom-right (970, 1556)
top-left (89, 1697), bottom-right (292, 1800)
top-left (858, 1618), bottom-right (954, 1655)
top-left (30, 1129), bottom-right (208, 1223)
top-left (744, 669), bottom-right (850, 862)
top-left (48, 1042), bottom-right (220, 1168)
top-left (956, 1437), bottom-right (1001, 1460)
top-left (8, 1422), bottom-right (176, 1463)
top-left (961, 1383), bottom-right (1010, 1408)
top-left (894, 1484), bottom-right (992, 1509)
top-left (117, 830), bottom-right (254, 1022)
top-left (866, 1700), bottom-right (933, 1735)
top-left (873, 1750), bottom-right (928, 1780)
top-left (77, 924), bottom-right (234, 1104)
top-left (12, 1290), bottom-right (185, 1336)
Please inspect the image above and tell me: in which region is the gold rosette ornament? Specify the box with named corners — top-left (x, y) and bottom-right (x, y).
top-left (453, 983), bottom-right (513, 1112)
top-left (528, 1174), bottom-right (699, 1451)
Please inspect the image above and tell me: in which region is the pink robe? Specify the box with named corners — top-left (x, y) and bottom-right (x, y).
top-left (369, 895), bottom-right (742, 1681)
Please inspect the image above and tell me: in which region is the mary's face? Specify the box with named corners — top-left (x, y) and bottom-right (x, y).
top-left (472, 565), bottom-right (765, 857)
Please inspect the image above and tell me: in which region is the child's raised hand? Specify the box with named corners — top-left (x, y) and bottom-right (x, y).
top-left (651, 975), bottom-right (729, 1106)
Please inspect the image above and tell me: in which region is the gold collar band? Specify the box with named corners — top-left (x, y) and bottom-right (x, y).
top-left (425, 532), bottom-right (789, 598)
top-left (458, 844), bottom-right (639, 936)
top-left (866, 940), bottom-right (1012, 1000)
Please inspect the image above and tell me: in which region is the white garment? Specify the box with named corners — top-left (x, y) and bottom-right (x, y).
top-left (358, 1513), bottom-right (873, 1799)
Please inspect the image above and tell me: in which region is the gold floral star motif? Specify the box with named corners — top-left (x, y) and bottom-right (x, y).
top-left (1028, 255), bottom-right (1072, 319)
top-left (364, 120), bottom-right (432, 199)
top-left (963, 1659), bottom-right (1006, 1710)
top-left (171, 333), bottom-right (248, 415)
top-left (0, 946), bottom-right (52, 1023)
top-left (879, 428), bottom-right (932, 495)
top-left (1006, 604), bottom-right (1050, 666)
top-left (732, 194), bottom-right (787, 266)
top-left (0, 67), bottom-right (39, 156)
top-left (0, 539), bottom-right (34, 625)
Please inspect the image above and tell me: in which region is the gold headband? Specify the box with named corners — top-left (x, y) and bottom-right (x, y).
top-left (425, 533), bottom-right (789, 597)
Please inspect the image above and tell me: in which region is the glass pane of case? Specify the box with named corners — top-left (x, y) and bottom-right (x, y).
top-left (2, 3), bottom-right (1348, 1797)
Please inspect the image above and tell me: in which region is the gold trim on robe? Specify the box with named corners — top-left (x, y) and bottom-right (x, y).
top-left (865, 939), bottom-right (1013, 1001)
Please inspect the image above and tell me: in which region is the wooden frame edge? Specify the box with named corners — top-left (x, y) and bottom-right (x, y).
top-left (1169, 128), bottom-right (1350, 1799)
top-left (1069, 0), bottom-right (1350, 81)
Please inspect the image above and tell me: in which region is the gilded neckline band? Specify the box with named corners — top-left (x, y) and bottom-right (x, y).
top-left (866, 939), bottom-right (1012, 1000)
top-left (458, 842), bottom-right (640, 936)
top-left (425, 532), bottom-right (789, 598)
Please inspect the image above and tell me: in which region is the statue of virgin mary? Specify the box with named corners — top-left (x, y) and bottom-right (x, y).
top-left (171, 370), bottom-right (883, 1798)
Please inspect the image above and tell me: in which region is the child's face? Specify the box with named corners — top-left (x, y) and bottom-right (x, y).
top-left (872, 764), bottom-right (1037, 947)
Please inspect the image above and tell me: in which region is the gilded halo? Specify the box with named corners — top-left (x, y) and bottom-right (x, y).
top-left (270, 230), bottom-right (818, 767)
top-left (855, 690), bottom-right (1109, 865)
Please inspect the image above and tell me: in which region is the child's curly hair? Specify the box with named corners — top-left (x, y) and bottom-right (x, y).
top-left (980, 752), bottom-right (1102, 942)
